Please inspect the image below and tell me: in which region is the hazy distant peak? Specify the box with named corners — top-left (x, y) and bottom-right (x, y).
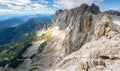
top-left (104, 10), bottom-right (120, 16)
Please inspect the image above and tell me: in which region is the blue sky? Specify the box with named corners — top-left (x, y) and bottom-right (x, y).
top-left (98, 0), bottom-right (120, 11)
top-left (0, 0), bottom-right (120, 15)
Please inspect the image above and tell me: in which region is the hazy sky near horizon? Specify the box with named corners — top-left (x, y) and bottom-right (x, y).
top-left (0, 0), bottom-right (120, 15)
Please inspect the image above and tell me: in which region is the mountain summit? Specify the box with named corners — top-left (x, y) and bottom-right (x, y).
top-left (76, 3), bottom-right (100, 14)
top-left (53, 3), bottom-right (100, 30)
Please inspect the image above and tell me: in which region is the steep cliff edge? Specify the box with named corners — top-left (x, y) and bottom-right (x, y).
top-left (28, 3), bottom-right (120, 71)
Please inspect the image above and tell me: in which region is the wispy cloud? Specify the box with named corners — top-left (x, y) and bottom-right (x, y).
top-left (38, 0), bottom-right (48, 4)
top-left (0, 0), bottom-right (46, 10)
top-left (53, 0), bottom-right (104, 9)
top-left (0, 0), bottom-right (54, 14)
top-left (0, 8), bottom-right (54, 15)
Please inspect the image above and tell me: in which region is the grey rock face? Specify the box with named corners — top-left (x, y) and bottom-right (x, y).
top-left (55, 9), bottom-right (64, 16)
top-left (58, 34), bottom-right (120, 71)
top-left (86, 3), bottom-right (101, 15)
top-left (63, 13), bottom-right (95, 55)
top-left (54, 13), bottom-right (120, 71)
top-left (53, 3), bottom-right (100, 30)
top-left (53, 4), bottom-right (101, 55)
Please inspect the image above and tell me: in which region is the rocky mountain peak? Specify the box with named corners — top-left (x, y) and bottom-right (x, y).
top-left (55, 9), bottom-right (63, 15)
top-left (73, 3), bottom-right (101, 15)
top-left (53, 3), bottom-right (101, 30)
top-left (54, 3), bottom-right (100, 17)
top-left (86, 3), bottom-right (101, 14)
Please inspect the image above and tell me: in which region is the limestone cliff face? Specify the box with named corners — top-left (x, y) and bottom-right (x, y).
top-left (56, 14), bottom-right (120, 70)
top-left (53, 4), bottom-right (100, 30)
top-left (29, 4), bottom-right (120, 71)
top-left (53, 3), bottom-right (101, 55)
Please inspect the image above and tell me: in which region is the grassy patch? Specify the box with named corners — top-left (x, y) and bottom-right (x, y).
top-left (29, 67), bottom-right (39, 71)
top-left (37, 31), bottom-right (52, 41)
top-left (0, 49), bottom-right (8, 56)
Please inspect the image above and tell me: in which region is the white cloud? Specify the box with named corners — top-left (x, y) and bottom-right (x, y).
top-left (0, 0), bottom-right (30, 6)
top-left (52, 4), bottom-right (61, 8)
top-left (53, 0), bottom-right (104, 9)
top-left (0, 0), bottom-right (30, 10)
top-left (39, 0), bottom-right (48, 4)
top-left (0, 0), bottom-right (55, 14)
top-left (0, 8), bottom-right (54, 15)
top-left (32, 4), bottom-right (46, 10)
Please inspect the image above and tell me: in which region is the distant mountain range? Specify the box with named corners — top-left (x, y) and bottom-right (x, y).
top-left (0, 18), bottom-right (51, 46)
top-left (0, 18), bottom-right (52, 68)
top-left (104, 10), bottom-right (120, 16)
top-left (0, 19), bottom-right (37, 45)
top-left (0, 14), bottom-right (53, 29)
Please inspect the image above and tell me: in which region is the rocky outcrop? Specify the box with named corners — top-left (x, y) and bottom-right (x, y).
top-left (28, 4), bottom-right (120, 71)
top-left (58, 13), bottom-right (120, 70)
top-left (48, 14), bottom-right (120, 71)
top-left (58, 34), bottom-right (120, 71)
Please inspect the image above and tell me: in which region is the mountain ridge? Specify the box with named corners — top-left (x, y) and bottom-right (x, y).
top-left (104, 10), bottom-right (120, 16)
top-left (28, 3), bottom-right (120, 71)
top-left (0, 14), bottom-right (53, 29)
